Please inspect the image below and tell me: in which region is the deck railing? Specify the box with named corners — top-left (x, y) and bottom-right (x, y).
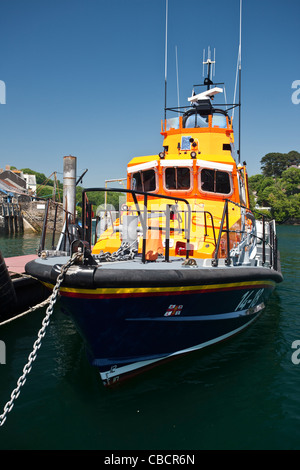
top-left (212, 198), bottom-right (279, 270)
top-left (82, 187), bottom-right (192, 264)
top-left (38, 190), bottom-right (279, 271)
top-left (38, 199), bottom-right (76, 255)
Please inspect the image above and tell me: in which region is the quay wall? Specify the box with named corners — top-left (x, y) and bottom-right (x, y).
top-left (21, 200), bottom-right (64, 233)
top-left (0, 199), bottom-right (64, 234)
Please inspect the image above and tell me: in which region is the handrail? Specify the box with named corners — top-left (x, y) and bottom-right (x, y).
top-left (38, 198), bottom-right (50, 254)
top-left (212, 199), bottom-right (229, 267)
top-left (212, 198), bottom-right (279, 269)
top-left (82, 187), bottom-right (192, 263)
top-left (38, 199), bottom-right (74, 255)
top-left (191, 210), bottom-right (217, 247)
top-left (204, 211), bottom-right (217, 247)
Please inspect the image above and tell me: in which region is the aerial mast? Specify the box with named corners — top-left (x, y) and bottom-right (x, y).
top-left (203, 46), bottom-right (215, 90)
top-left (232, 0), bottom-right (242, 164)
top-left (238, 0), bottom-right (242, 164)
top-left (164, 0), bottom-right (168, 120)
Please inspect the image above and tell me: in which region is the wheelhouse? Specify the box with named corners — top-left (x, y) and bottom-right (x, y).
top-left (126, 85), bottom-right (244, 205)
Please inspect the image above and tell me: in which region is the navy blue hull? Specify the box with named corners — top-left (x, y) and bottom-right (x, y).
top-left (25, 255), bottom-right (282, 385)
top-left (60, 282), bottom-right (275, 384)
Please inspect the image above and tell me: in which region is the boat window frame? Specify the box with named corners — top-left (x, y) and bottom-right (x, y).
top-left (198, 167), bottom-right (233, 197)
top-left (163, 165), bottom-right (193, 193)
top-left (130, 167), bottom-right (158, 193)
top-left (237, 169), bottom-right (247, 206)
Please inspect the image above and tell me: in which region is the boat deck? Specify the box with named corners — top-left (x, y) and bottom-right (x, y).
top-left (28, 254), bottom-right (235, 271)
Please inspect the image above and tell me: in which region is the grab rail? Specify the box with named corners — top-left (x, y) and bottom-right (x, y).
top-left (38, 199), bottom-right (75, 255)
top-left (212, 198), bottom-right (279, 270)
top-left (82, 187), bottom-right (192, 264)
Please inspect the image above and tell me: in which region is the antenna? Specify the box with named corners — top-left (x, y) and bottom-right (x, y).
top-left (164, 0), bottom-right (168, 120)
top-left (223, 85), bottom-right (228, 111)
top-left (232, 0), bottom-right (242, 115)
top-left (203, 46), bottom-right (215, 90)
top-left (175, 45), bottom-right (180, 113)
top-left (238, 0), bottom-right (242, 164)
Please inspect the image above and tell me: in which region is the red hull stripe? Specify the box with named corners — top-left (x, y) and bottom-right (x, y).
top-left (51, 281), bottom-right (275, 300)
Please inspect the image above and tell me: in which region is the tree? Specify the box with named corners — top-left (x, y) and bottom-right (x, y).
top-left (248, 167), bottom-right (300, 223)
top-left (260, 151), bottom-right (300, 178)
top-left (75, 187), bottom-right (125, 213)
top-left (248, 174), bottom-right (264, 193)
top-left (261, 153), bottom-right (287, 178)
top-left (286, 150), bottom-right (300, 167)
top-left (281, 167), bottom-right (300, 196)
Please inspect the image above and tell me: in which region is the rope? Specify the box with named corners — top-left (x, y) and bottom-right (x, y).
top-left (0, 296), bottom-right (52, 327)
top-left (0, 251), bottom-right (82, 427)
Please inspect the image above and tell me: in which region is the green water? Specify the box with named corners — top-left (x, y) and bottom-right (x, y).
top-left (0, 231), bottom-right (41, 258)
top-left (0, 226), bottom-right (299, 450)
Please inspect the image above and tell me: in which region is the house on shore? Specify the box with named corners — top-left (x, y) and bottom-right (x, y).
top-left (0, 165), bottom-right (34, 202)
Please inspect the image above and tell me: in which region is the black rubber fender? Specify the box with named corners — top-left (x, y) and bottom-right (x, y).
top-left (0, 251), bottom-right (17, 320)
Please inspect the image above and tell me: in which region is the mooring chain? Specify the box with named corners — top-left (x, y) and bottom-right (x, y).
top-left (0, 251), bottom-right (82, 427)
top-left (95, 241), bottom-right (138, 263)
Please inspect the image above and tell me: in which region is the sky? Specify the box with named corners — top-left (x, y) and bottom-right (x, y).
top-left (0, 0), bottom-right (299, 188)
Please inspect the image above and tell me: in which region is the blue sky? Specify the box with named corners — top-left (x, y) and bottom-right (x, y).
top-left (0, 0), bottom-right (299, 187)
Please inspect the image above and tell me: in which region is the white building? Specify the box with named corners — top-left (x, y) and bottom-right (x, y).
top-left (23, 173), bottom-right (37, 194)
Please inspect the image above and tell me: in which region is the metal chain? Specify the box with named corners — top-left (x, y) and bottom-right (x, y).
top-left (0, 252), bottom-right (82, 427)
top-left (95, 241), bottom-right (138, 263)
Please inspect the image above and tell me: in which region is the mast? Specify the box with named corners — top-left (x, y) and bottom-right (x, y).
top-left (238, 0), bottom-right (242, 164)
top-left (175, 45), bottom-right (180, 114)
top-left (238, 58), bottom-right (241, 164)
top-left (164, 0), bottom-right (168, 120)
top-left (203, 46), bottom-right (215, 90)
top-left (231, 0), bottom-right (242, 163)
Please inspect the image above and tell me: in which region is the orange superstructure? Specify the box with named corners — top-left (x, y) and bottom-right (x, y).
top-left (93, 77), bottom-right (251, 260)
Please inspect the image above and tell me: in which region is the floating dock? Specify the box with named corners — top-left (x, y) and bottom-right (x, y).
top-left (5, 254), bottom-right (38, 275)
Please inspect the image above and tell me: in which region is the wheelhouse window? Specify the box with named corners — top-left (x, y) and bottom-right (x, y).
top-left (200, 169), bottom-right (231, 194)
top-left (165, 167), bottom-right (191, 190)
top-left (131, 169), bottom-right (156, 192)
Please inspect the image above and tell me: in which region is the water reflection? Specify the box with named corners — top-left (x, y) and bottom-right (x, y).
top-left (0, 231), bottom-right (41, 257)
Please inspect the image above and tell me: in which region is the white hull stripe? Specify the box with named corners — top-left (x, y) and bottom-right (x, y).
top-left (100, 308), bottom-right (263, 382)
top-left (126, 303), bottom-right (265, 322)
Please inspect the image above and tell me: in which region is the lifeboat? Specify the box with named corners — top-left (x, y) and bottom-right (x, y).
top-left (25, 58), bottom-right (283, 386)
